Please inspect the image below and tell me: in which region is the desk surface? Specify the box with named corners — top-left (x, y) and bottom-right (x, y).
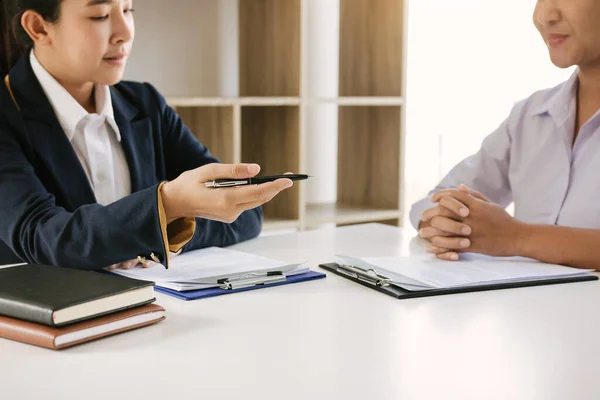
top-left (2, 223), bottom-right (599, 400)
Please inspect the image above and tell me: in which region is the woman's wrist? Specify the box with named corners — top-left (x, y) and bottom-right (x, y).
top-left (160, 181), bottom-right (183, 223)
top-left (512, 221), bottom-right (534, 258)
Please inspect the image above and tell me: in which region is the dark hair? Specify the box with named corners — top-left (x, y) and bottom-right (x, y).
top-left (0, 0), bottom-right (62, 76)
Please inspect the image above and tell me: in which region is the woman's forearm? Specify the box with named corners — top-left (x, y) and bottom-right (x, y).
top-left (516, 224), bottom-right (600, 270)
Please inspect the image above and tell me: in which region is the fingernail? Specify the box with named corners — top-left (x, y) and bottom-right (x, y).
top-left (285, 180), bottom-right (293, 188)
top-left (451, 254), bottom-right (459, 261)
top-left (460, 208), bottom-right (469, 217)
top-left (460, 239), bottom-right (470, 247)
top-left (246, 164), bottom-right (259, 175)
top-left (418, 229), bottom-right (424, 236)
top-left (461, 226), bottom-right (471, 235)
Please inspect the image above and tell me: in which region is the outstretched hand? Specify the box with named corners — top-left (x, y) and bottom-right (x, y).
top-left (160, 163), bottom-right (293, 224)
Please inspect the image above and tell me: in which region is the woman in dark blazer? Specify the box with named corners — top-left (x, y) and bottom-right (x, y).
top-left (0, 0), bottom-right (293, 269)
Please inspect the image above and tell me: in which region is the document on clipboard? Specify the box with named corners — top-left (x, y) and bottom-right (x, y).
top-left (320, 253), bottom-right (598, 299)
top-left (111, 247), bottom-right (325, 299)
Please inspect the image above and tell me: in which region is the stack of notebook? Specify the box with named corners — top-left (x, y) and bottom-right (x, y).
top-left (0, 264), bottom-right (165, 350)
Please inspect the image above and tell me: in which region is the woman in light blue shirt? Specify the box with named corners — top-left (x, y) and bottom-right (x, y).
top-left (411, 0), bottom-right (600, 269)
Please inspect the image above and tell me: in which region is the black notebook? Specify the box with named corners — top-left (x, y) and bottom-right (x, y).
top-left (0, 264), bottom-right (155, 326)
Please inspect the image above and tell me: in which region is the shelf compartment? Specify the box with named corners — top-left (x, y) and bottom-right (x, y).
top-left (337, 106), bottom-right (402, 210)
top-left (262, 218), bottom-right (301, 232)
top-left (339, 0), bottom-right (404, 96)
top-left (239, 0), bottom-right (301, 96)
top-left (176, 106), bottom-right (235, 164)
top-left (241, 106), bottom-right (301, 221)
top-left (306, 202), bottom-right (402, 228)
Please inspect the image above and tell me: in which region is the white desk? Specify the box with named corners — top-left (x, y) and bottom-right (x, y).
top-left (2, 223), bottom-right (600, 400)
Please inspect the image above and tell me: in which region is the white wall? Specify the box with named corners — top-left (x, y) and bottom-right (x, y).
top-left (403, 0), bottom-right (574, 219)
top-left (124, 0), bottom-right (238, 97)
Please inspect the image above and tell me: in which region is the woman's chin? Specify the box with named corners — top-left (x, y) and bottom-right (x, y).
top-left (548, 52), bottom-right (577, 69)
top-left (96, 71), bottom-right (126, 86)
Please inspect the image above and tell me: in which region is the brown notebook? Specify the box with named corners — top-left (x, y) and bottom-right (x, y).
top-left (0, 304), bottom-right (165, 350)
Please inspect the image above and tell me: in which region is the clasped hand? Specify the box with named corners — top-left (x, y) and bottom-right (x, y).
top-left (419, 185), bottom-right (523, 260)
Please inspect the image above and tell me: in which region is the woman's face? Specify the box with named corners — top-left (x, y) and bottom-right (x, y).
top-left (534, 0), bottom-right (600, 69)
top-left (41, 0), bottom-right (135, 86)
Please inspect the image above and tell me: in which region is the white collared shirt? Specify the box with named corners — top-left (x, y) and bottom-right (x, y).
top-left (29, 50), bottom-right (131, 206)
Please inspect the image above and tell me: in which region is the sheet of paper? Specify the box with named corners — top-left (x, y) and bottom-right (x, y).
top-left (340, 253), bottom-right (593, 289)
top-left (111, 247), bottom-right (306, 286)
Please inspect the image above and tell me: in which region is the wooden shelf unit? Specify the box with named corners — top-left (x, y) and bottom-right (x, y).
top-left (125, 0), bottom-right (407, 232)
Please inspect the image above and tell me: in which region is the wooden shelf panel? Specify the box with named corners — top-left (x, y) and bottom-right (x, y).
top-left (167, 97), bottom-right (403, 107)
top-left (176, 106), bottom-right (235, 164)
top-left (337, 106), bottom-right (401, 209)
top-left (167, 97), bottom-right (302, 107)
top-left (306, 203), bottom-right (401, 227)
top-left (313, 97), bottom-right (404, 106)
top-left (241, 106), bottom-right (301, 220)
top-left (339, 0), bottom-right (404, 96)
top-left (239, 0), bottom-right (301, 96)
top-left (262, 218), bottom-right (301, 232)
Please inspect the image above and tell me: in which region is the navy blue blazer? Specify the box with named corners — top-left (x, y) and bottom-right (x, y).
top-left (0, 55), bottom-right (262, 269)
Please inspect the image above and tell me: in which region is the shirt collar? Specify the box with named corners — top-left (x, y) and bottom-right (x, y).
top-left (530, 69), bottom-right (579, 121)
top-left (29, 50), bottom-right (120, 142)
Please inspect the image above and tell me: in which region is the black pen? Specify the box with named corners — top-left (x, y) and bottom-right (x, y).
top-left (204, 174), bottom-right (311, 188)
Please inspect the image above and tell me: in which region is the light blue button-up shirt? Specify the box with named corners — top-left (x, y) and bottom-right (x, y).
top-left (410, 71), bottom-right (600, 230)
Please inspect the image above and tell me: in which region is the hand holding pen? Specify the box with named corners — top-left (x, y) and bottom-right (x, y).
top-left (160, 163), bottom-right (309, 224)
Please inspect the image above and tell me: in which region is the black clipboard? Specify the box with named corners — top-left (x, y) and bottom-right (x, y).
top-left (319, 263), bottom-right (599, 300)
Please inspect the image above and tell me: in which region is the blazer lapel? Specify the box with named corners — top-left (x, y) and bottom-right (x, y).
top-left (8, 55), bottom-right (96, 210)
top-left (110, 87), bottom-right (154, 192)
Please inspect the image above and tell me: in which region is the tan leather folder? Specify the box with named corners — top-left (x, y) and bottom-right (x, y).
top-left (0, 303), bottom-right (165, 350)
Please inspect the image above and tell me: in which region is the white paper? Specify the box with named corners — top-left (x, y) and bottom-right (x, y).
top-left (338, 253), bottom-right (593, 290)
top-left (111, 247), bottom-right (307, 290)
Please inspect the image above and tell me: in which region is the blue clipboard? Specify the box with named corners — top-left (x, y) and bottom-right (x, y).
top-left (154, 270), bottom-right (326, 300)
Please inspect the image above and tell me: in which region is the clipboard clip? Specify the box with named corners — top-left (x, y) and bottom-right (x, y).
top-left (336, 264), bottom-right (393, 287)
top-left (217, 271), bottom-right (286, 290)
